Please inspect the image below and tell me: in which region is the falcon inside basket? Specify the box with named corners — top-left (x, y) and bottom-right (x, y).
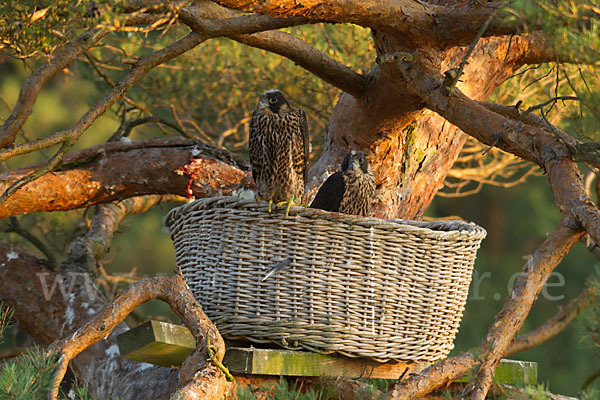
top-left (165, 196), bottom-right (486, 363)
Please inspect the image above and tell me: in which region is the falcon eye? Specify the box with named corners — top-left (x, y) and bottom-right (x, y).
top-left (359, 157), bottom-right (365, 163)
top-left (269, 97), bottom-right (278, 104)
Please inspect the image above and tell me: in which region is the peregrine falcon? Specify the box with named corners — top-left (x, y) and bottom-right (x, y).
top-left (310, 151), bottom-right (376, 217)
top-left (249, 90), bottom-right (309, 218)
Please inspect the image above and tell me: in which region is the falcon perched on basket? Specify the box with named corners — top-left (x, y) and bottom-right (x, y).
top-left (310, 150), bottom-right (376, 217)
top-left (249, 90), bottom-right (309, 218)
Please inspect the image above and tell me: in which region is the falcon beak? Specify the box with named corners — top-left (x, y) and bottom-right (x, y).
top-left (258, 98), bottom-right (269, 109)
top-left (349, 160), bottom-right (360, 171)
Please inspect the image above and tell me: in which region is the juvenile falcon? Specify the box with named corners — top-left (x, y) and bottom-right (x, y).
top-left (310, 150), bottom-right (376, 217)
top-left (249, 90), bottom-right (309, 218)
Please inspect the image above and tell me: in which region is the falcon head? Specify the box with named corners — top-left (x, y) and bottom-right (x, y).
top-left (341, 150), bottom-right (371, 175)
top-left (257, 89), bottom-right (290, 114)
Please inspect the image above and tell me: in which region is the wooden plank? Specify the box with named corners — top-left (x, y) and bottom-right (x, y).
top-left (117, 320), bottom-right (195, 367)
top-left (456, 358), bottom-right (538, 387)
top-left (116, 321), bottom-right (537, 386)
top-left (222, 347), bottom-right (425, 379)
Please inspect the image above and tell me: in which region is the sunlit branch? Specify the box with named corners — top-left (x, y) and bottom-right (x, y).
top-left (509, 286), bottom-right (599, 355)
top-left (178, 4), bottom-right (367, 97)
top-left (213, 0), bottom-right (514, 48)
top-left (391, 219), bottom-right (583, 399)
top-left (47, 275), bottom-right (226, 400)
top-left (0, 138), bottom-right (252, 217)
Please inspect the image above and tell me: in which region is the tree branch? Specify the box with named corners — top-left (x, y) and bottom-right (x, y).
top-left (508, 285), bottom-right (599, 355)
top-left (178, 3), bottom-right (367, 97)
top-left (0, 31), bottom-right (205, 163)
top-left (0, 188), bottom-right (229, 399)
top-left (233, 31), bottom-right (367, 97)
top-left (0, 29), bottom-right (108, 149)
top-left (466, 219), bottom-right (583, 399)
top-left (212, 0), bottom-right (514, 48)
top-left (0, 141), bottom-right (72, 206)
top-left (60, 195), bottom-right (182, 274)
top-left (3, 216), bottom-right (57, 269)
top-left (0, 6), bottom-right (309, 163)
top-left (393, 54), bottom-right (600, 244)
top-left (47, 275), bottom-right (226, 400)
top-left (391, 219), bottom-right (584, 399)
top-left (0, 138), bottom-right (253, 218)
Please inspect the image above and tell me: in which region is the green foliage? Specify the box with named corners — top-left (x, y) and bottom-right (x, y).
top-left (0, 346), bottom-right (57, 400)
top-left (581, 386), bottom-right (600, 400)
top-left (237, 377), bottom-right (329, 400)
top-left (584, 270), bottom-right (600, 351)
top-left (522, 383), bottom-right (551, 400)
top-left (1, 1), bottom-right (99, 57)
top-left (0, 302), bottom-right (14, 341)
top-left (64, 383), bottom-right (102, 400)
top-left (508, 1), bottom-right (600, 64)
top-left (499, 1), bottom-right (600, 145)
top-left (236, 377), bottom-right (386, 400)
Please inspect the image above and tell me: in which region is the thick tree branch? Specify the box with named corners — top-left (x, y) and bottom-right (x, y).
top-left (391, 219), bottom-right (584, 399)
top-left (178, 3), bottom-right (367, 97)
top-left (0, 138), bottom-right (253, 218)
top-left (60, 195), bottom-right (182, 274)
top-left (466, 219), bottom-right (584, 400)
top-left (394, 54), bottom-right (600, 242)
top-left (393, 53), bottom-right (570, 164)
top-left (213, 0), bottom-right (514, 48)
top-left (177, 4), bottom-right (309, 35)
top-left (47, 275), bottom-right (226, 400)
top-left (548, 160), bottom-right (600, 251)
top-left (0, 29), bottom-right (108, 149)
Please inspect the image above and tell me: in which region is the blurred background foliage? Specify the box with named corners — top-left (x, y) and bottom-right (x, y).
top-left (1, 0), bottom-right (600, 397)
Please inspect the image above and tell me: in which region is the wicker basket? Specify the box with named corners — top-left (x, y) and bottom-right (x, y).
top-left (166, 196), bottom-right (486, 362)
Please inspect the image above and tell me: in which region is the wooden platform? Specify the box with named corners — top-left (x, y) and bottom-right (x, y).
top-left (117, 320), bottom-right (537, 385)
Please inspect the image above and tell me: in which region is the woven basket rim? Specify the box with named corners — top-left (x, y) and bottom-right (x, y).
top-left (165, 196), bottom-right (487, 240)
top-left (166, 195), bottom-right (487, 362)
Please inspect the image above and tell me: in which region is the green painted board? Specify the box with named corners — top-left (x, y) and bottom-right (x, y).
top-left (223, 347), bottom-right (424, 379)
top-left (457, 358), bottom-right (538, 387)
top-left (117, 320), bottom-right (537, 385)
top-left (117, 320), bottom-right (195, 368)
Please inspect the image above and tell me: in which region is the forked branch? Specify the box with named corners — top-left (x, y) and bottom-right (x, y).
top-left (178, 3), bottom-right (367, 97)
top-left (213, 0), bottom-right (514, 48)
top-left (509, 285), bottom-right (598, 354)
top-left (391, 219), bottom-right (584, 399)
top-left (47, 275), bottom-right (226, 400)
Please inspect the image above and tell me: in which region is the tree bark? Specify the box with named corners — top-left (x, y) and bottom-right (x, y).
top-left (0, 242), bottom-right (183, 399)
top-left (309, 33), bottom-right (540, 219)
top-left (0, 138), bottom-right (253, 218)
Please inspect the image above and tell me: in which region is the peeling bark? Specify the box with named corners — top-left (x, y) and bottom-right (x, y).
top-left (0, 138), bottom-right (253, 217)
